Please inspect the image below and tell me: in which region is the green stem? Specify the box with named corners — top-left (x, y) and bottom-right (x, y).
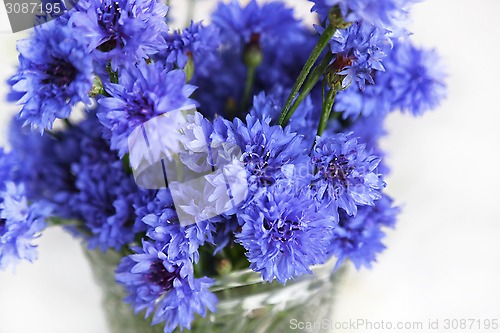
top-left (241, 65), bottom-right (257, 113)
top-left (47, 217), bottom-right (97, 239)
top-left (277, 24), bottom-right (336, 126)
top-left (283, 52), bottom-right (335, 125)
top-left (317, 88), bottom-right (338, 137)
top-left (106, 63), bottom-right (119, 84)
top-left (48, 217), bottom-right (79, 227)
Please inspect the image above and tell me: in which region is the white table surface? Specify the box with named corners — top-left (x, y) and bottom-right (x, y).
top-left (1, 0), bottom-right (499, 332)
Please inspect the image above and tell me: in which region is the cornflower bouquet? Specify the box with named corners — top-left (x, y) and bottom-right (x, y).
top-left (0, 0), bottom-right (446, 332)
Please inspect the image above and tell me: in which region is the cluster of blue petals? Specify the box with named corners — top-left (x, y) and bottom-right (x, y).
top-left (2, 0), bottom-right (447, 331)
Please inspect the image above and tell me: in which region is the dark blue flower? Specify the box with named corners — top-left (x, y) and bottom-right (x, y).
top-left (311, 133), bottom-right (386, 219)
top-left (8, 118), bottom-right (83, 219)
top-left (329, 194), bottom-right (399, 269)
top-left (236, 182), bottom-right (334, 284)
top-left (8, 21), bottom-right (93, 132)
top-left (116, 241), bottom-right (217, 333)
top-left (71, 0), bottom-right (168, 70)
top-left (212, 113), bottom-right (309, 193)
top-left (0, 182), bottom-right (52, 270)
top-left (98, 62), bottom-right (195, 157)
top-left (310, 0), bottom-right (414, 29)
top-left (212, 0), bottom-right (300, 48)
top-left (386, 41), bottom-right (447, 116)
top-left (70, 114), bottom-right (138, 251)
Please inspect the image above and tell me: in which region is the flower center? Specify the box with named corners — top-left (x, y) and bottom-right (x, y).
top-left (97, 1), bottom-right (124, 52)
top-left (42, 60), bottom-right (77, 87)
top-left (243, 151), bottom-right (276, 186)
top-left (264, 218), bottom-right (300, 243)
top-left (323, 154), bottom-right (352, 184)
top-left (146, 260), bottom-right (180, 292)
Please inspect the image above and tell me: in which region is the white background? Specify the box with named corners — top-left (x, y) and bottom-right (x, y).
top-left (1, 0), bottom-right (500, 332)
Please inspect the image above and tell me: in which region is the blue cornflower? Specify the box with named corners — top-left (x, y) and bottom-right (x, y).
top-left (311, 133), bottom-right (386, 219)
top-left (324, 21), bottom-right (393, 90)
top-left (8, 118), bottom-right (84, 220)
top-left (329, 194), bottom-right (399, 269)
top-left (212, 113), bottom-right (309, 192)
top-left (212, 0), bottom-right (300, 48)
top-left (8, 22), bottom-right (93, 132)
top-left (310, 0), bottom-right (414, 28)
top-left (71, 0), bottom-right (168, 70)
top-left (236, 182), bottom-right (334, 284)
top-left (386, 42), bottom-right (447, 116)
top-left (116, 241), bottom-right (217, 333)
top-left (322, 112), bottom-right (392, 176)
top-left (0, 182), bottom-right (52, 270)
top-left (70, 114), bottom-right (138, 251)
top-left (163, 21), bottom-right (220, 70)
top-left (98, 62), bottom-right (195, 157)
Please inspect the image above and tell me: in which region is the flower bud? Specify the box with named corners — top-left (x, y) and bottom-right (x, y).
top-left (243, 33), bottom-right (263, 68)
top-left (184, 52), bottom-right (195, 83)
top-left (216, 258), bottom-right (233, 275)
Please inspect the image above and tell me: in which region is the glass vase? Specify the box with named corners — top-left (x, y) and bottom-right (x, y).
top-left (84, 248), bottom-right (345, 333)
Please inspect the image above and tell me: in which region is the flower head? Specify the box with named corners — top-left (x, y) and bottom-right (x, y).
top-left (98, 62), bottom-right (195, 157)
top-left (0, 182), bottom-right (51, 270)
top-left (213, 113), bottom-right (309, 193)
top-left (9, 22), bottom-right (93, 132)
top-left (325, 21), bottom-right (393, 90)
top-left (70, 114), bottom-right (138, 251)
top-left (311, 133), bottom-right (386, 218)
top-left (386, 41), bottom-right (447, 115)
top-left (212, 0), bottom-right (299, 48)
top-left (116, 241), bottom-right (217, 333)
top-left (71, 0), bottom-right (168, 69)
top-left (8, 118), bottom-right (84, 220)
top-left (236, 182), bottom-right (334, 284)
